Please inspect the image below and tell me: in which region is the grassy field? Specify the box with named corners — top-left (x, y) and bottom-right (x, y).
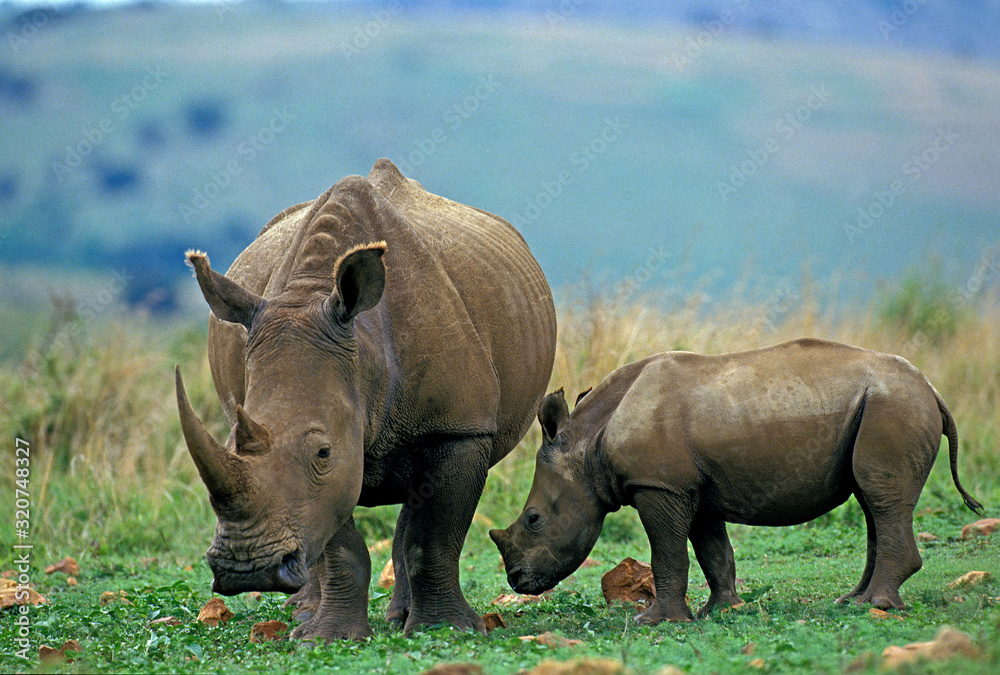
top-left (1, 274), bottom-right (998, 674)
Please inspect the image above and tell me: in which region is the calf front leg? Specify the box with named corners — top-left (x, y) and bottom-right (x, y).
top-left (291, 516), bottom-right (372, 642)
top-left (633, 489), bottom-right (698, 624)
top-left (400, 437), bottom-right (490, 635)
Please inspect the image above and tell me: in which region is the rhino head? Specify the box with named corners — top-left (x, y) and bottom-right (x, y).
top-left (490, 389), bottom-right (607, 595)
top-left (175, 242), bottom-right (386, 596)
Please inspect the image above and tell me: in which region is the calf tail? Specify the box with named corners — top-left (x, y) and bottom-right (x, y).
top-left (936, 391), bottom-right (984, 515)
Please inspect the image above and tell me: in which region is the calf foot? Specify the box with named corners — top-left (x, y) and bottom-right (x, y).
top-left (695, 589), bottom-right (743, 619)
top-left (385, 604), bottom-right (408, 630)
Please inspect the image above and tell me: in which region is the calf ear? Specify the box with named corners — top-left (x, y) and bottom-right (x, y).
top-left (575, 386), bottom-right (593, 407)
top-left (329, 242), bottom-right (387, 322)
top-left (186, 250), bottom-right (265, 329)
top-left (538, 388), bottom-right (570, 443)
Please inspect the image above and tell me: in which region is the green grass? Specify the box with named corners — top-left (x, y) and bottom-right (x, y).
top-left (2, 276), bottom-right (999, 674)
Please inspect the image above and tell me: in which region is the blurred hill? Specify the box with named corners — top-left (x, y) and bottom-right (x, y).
top-left (0, 0), bottom-right (998, 317)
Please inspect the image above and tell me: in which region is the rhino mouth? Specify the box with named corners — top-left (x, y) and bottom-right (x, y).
top-left (208, 548), bottom-right (308, 596)
top-left (505, 564), bottom-right (558, 596)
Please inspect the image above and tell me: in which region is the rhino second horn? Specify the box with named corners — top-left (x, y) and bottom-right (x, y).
top-left (234, 405), bottom-right (272, 456)
top-left (175, 365), bottom-right (248, 500)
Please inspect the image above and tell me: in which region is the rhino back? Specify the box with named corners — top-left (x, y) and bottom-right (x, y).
top-left (602, 339), bottom-right (938, 522)
top-left (210, 159), bottom-right (555, 469)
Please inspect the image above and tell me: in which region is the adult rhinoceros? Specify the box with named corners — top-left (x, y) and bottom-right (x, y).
top-left (175, 159), bottom-right (556, 640)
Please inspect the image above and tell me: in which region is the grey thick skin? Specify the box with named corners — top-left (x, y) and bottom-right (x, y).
top-left (490, 339), bottom-right (984, 624)
top-left (175, 159), bottom-right (556, 641)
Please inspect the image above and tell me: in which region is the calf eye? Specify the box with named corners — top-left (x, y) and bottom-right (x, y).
top-left (525, 510), bottom-right (541, 529)
top-left (317, 446), bottom-right (330, 459)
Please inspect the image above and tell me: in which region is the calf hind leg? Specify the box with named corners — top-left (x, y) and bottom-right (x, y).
top-left (689, 516), bottom-right (742, 618)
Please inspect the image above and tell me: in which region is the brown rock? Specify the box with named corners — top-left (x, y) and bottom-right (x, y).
top-left (249, 620), bottom-right (288, 643)
top-left (748, 658), bottom-right (765, 669)
top-left (947, 570), bottom-right (993, 589)
top-left (45, 556), bottom-right (80, 576)
top-left (916, 532), bottom-right (937, 543)
top-left (961, 518), bottom-right (1000, 540)
top-left (100, 590), bottom-right (130, 606)
top-left (481, 612), bottom-right (506, 632)
top-left (880, 626), bottom-right (981, 670)
top-left (38, 640), bottom-right (82, 664)
top-left (367, 538), bottom-right (392, 555)
top-left (493, 592), bottom-right (547, 606)
top-left (525, 658), bottom-right (627, 674)
top-left (378, 558), bottom-right (395, 589)
top-left (600, 558), bottom-right (655, 607)
top-left (420, 664), bottom-right (483, 675)
top-left (580, 557), bottom-right (600, 568)
top-left (520, 631), bottom-right (583, 648)
top-left (868, 608), bottom-right (903, 620)
top-left (197, 597), bottom-right (234, 627)
top-left (66, 576), bottom-right (78, 586)
top-left (0, 580), bottom-right (46, 609)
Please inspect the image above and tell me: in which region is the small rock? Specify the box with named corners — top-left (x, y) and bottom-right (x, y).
top-left (148, 616), bottom-right (182, 627)
top-left (100, 590), bottom-right (130, 606)
top-left (525, 658), bottom-right (627, 674)
top-left (741, 642), bottom-right (756, 656)
top-left (378, 558), bottom-right (395, 589)
top-left (946, 570), bottom-right (993, 589)
top-left (600, 558), bottom-right (655, 607)
top-left (880, 626), bottom-right (980, 670)
top-left (0, 580), bottom-right (46, 609)
top-left (748, 658), bottom-right (765, 669)
top-left (197, 597), bottom-right (234, 626)
top-left (481, 612), bottom-right (506, 632)
top-left (868, 608), bottom-right (903, 620)
top-left (961, 518), bottom-right (1000, 540)
top-left (420, 664), bottom-right (483, 675)
top-left (519, 631), bottom-right (583, 648)
top-left (916, 532), bottom-right (938, 543)
top-left (580, 557), bottom-right (600, 568)
top-left (493, 592), bottom-right (547, 605)
top-left (655, 667), bottom-right (685, 675)
top-left (367, 538), bottom-right (392, 555)
top-left (249, 620), bottom-right (288, 643)
top-left (45, 556), bottom-right (80, 576)
top-left (66, 576), bottom-right (78, 586)
top-left (248, 591), bottom-right (262, 601)
top-left (38, 640), bottom-right (82, 664)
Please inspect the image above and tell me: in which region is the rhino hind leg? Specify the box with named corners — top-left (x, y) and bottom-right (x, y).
top-left (284, 555), bottom-right (324, 623)
top-left (689, 516), bottom-right (742, 618)
top-left (839, 404), bottom-right (931, 610)
top-left (290, 517), bottom-right (373, 642)
top-left (633, 489), bottom-right (697, 624)
top-left (399, 438), bottom-right (491, 636)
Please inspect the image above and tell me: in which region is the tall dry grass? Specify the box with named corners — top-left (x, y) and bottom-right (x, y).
top-left (2, 272), bottom-right (996, 560)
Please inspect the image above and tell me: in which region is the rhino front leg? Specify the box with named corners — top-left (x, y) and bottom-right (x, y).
top-left (634, 489), bottom-right (697, 624)
top-left (291, 516), bottom-right (373, 642)
top-left (385, 506), bottom-right (412, 629)
top-left (400, 438), bottom-right (490, 635)
top-left (284, 554), bottom-right (323, 623)
top-left (689, 516), bottom-right (742, 618)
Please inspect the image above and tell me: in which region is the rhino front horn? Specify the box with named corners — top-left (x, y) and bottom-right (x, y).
top-left (175, 365), bottom-right (247, 501)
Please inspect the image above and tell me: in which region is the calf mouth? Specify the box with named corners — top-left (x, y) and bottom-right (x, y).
top-left (208, 548), bottom-right (308, 596)
top-left (506, 564), bottom-right (556, 596)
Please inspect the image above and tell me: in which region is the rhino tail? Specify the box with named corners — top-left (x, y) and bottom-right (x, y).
top-left (936, 390), bottom-right (984, 515)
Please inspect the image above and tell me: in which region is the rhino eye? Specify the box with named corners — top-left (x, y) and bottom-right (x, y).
top-left (317, 446), bottom-right (331, 459)
top-left (524, 510), bottom-right (541, 530)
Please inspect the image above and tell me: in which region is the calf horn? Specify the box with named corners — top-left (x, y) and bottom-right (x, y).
top-left (175, 366), bottom-right (247, 501)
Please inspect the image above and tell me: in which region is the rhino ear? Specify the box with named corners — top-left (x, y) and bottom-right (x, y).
top-left (186, 250), bottom-right (265, 329)
top-left (575, 386), bottom-right (593, 407)
top-left (329, 241), bottom-right (387, 322)
top-left (538, 388), bottom-right (569, 443)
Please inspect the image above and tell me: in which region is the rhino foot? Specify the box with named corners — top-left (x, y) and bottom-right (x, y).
top-left (291, 618), bottom-right (372, 643)
top-left (402, 604), bottom-right (486, 636)
top-left (634, 601), bottom-right (695, 625)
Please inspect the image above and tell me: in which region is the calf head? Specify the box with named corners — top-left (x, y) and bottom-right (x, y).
top-left (176, 242), bottom-right (386, 596)
top-left (490, 389), bottom-right (606, 595)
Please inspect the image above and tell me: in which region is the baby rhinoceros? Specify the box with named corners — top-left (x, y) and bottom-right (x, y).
top-left (490, 338), bottom-right (984, 624)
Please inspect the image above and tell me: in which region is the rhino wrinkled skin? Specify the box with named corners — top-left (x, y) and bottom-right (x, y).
top-left (176, 159), bottom-right (556, 641)
top-left (491, 338), bottom-right (983, 624)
